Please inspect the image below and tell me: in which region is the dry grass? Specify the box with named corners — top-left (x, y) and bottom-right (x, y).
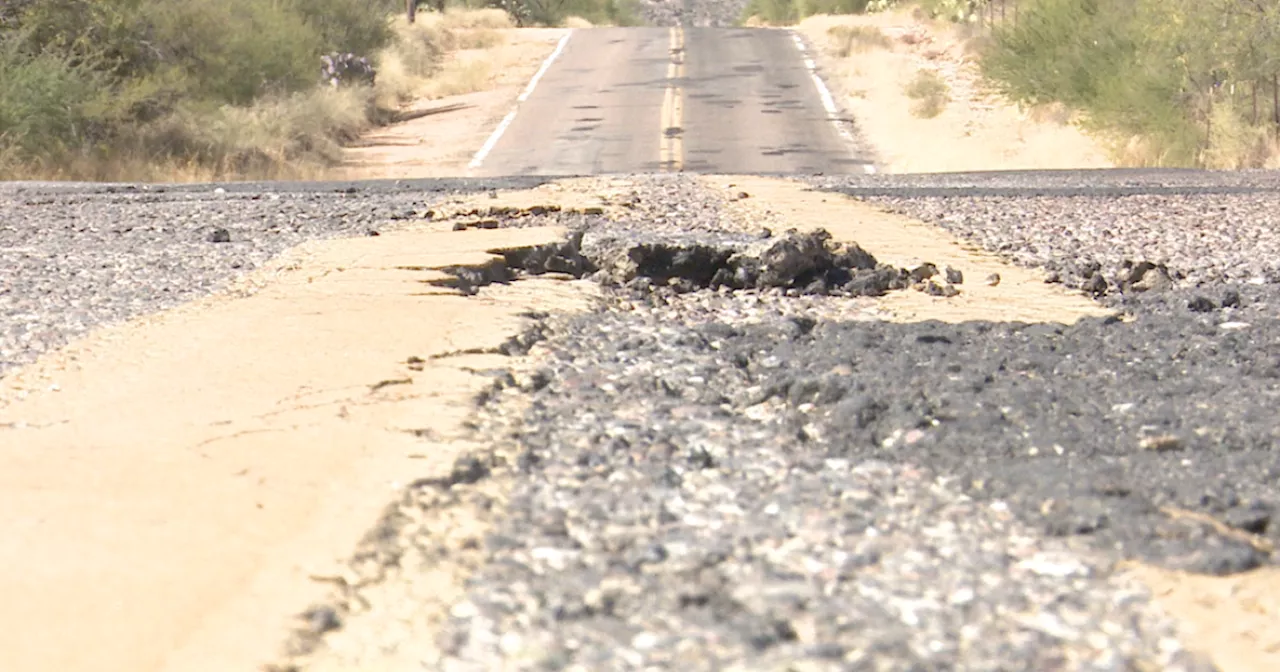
top-left (420, 59), bottom-right (494, 99)
top-left (1101, 100), bottom-right (1280, 170)
top-left (1025, 101), bottom-right (1073, 125)
top-left (3, 85), bottom-right (372, 182)
top-left (1108, 134), bottom-right (1179, 168)
top-left (1, 8), bottom-right (517, 182)
top-left (154, 86), bottom-right (372, 181)
top-left (794, 11), bottom-right (1113, 173)
top-left (374, 10), bottom-right (510, 105)
top-left (827, 24), bottom-right (892, 57)
top-left (904, 68), bottom-right (949, 118)
top-left (1198, 100), bottom-right (1276, 170)
top-left (1266, 141), bottom-right (1280, 169)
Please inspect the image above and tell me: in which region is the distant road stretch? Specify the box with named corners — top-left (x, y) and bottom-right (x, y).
top-left (470, 27), bottom-right (875, 176)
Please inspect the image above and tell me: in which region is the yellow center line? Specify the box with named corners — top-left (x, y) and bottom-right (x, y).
top-left (660, 26), bottom-right (685, 172)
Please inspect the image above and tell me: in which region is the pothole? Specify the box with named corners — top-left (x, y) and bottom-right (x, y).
top-left (429, 227), bottom-right (962, 300)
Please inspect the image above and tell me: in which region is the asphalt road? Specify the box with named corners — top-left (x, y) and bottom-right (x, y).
top-left (473, 27), bottom-right (873, 176)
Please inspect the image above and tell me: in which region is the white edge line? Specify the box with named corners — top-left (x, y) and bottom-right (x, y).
top-left (790, 30), bottom-right (876, 175)
top-left (468, 30), bottom-right (574, 170)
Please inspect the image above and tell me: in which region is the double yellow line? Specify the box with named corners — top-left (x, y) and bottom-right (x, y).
top-left (660, 26), bottom-right (685, 172)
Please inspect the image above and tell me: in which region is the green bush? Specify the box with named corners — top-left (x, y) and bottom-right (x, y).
top-left (980, 0), bottom-right (1138, 108)
top-left (981, 0), bottom-right (1280, 167)
top-left (0, 0), bottom-right (409, 169)
top-left (291, 0), bottom-right (399, 56)
top-left (145, 1), bottom-right (323, 105)
top-left (0, 34), bottom-right (112, 158)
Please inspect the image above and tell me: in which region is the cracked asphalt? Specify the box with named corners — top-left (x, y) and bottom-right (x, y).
top-left (6, 169), bottom-right (1280, 672)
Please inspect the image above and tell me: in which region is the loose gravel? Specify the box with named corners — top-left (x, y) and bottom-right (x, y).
top-left (810, 171), bottom-right (1280, 300)
top-left (637, 0), bottom-right (747, 27)
top-left (0, 179), bottom-right (542, 377)
top-left (272, 172), bottom-right (1280, 672)
top-left (10, 172), bottom-right (1280, 670)
top-left (419, 296), bottom-right (1215, 671)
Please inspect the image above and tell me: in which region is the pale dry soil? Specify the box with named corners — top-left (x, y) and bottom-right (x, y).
top-left (0, 214), bottom-right (595, 672)
top-left (794, 10), bottom-right (1114, 173)
top-left (338, 27), bottom-right (570, 180)
top-left (4, 175), bottom-right (1277, 671)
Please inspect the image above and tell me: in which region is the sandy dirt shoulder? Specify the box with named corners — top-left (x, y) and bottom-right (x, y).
top-left (0, 203), bottom-right (597, 672)
top-left (794, 10), bottom-right (1114, 173)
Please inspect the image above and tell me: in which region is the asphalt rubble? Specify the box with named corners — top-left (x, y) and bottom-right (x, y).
top-left (8, 174), bottom-right (1278, 671)
top-left (273, 174), bottom-right (1280, 671)
top-left (436, 225), bottom-right (961, 300)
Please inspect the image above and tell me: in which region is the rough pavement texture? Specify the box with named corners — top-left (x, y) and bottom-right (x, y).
top-left (0, 179), bottom-right (543, 377)
top-left (276, 172), bottom-right (1280, 671)
top-left (9, 173), bottom-right (1280, 670)
top-left (810, 170), bottom-right (1280, 301)
top-left (414, 299), bottom-right (1215, 671)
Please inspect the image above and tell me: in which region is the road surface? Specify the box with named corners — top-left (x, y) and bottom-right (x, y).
top-left (5, 17), bottom-right (1280, 672)
top-left (472, 27), bottom-right (874, 176)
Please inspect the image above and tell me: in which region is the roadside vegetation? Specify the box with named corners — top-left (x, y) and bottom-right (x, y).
top-left (981, 0), bottom-right (1280, 168)
top-left (745, 0), bottom-right (1280, 168)
top-left (904, 69), bottom-right (949, 118)
top-left (0, 0), bottom-right (634, 181)
top-left (828, 24), bottom-right (893, 56)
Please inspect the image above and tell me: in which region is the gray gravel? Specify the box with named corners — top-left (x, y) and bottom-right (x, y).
top-left (11, 171), bottom-right (1280, 670)
top-left (809, 171), bottom-right (1280, 299)
top-left (0, 179), bottom-right (542, 377)
top-left (422, 296), bottom-right (1214, 671)
top-left (268, 171), bottom-right (1280, 672)
top-left (637, 0), bottom-right (748, 28)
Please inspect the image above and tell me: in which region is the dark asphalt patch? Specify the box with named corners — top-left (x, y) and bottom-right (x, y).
top-left (724, 287), bottom-right (1280, 575)
top-left (426, 284), bottom-right (1219, 669)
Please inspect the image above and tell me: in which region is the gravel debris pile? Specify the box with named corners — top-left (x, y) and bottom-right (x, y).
top-left (469, 227), bottom-right (954, 300)
top-left (12, 172), bottom-right (1280, 670)
top-left (811, 172), bottom-right (1280, 301)
top-left (417, 299), bottom-right (1215, 671)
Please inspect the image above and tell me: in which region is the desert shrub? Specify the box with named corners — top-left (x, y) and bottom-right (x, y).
top-left (981, 0), bottom-right (1280, 167)
top-left (0, 34), bottom-right (113, 158)
top-left (290, 0), bottom-right (400, 57)
top-left (0, 1), bottom-right (525, 178)
top-left (905, 68), bottom-right (949, 117)
top-left (828, 24), bottom-right (892, 56)
top-left (130, 85), bottom-right (374, 178)
top-left (143, 1), bottom-right (325, 105)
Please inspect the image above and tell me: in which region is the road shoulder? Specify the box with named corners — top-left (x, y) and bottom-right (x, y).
top-left (0, 212), bottom-right (594, 672)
